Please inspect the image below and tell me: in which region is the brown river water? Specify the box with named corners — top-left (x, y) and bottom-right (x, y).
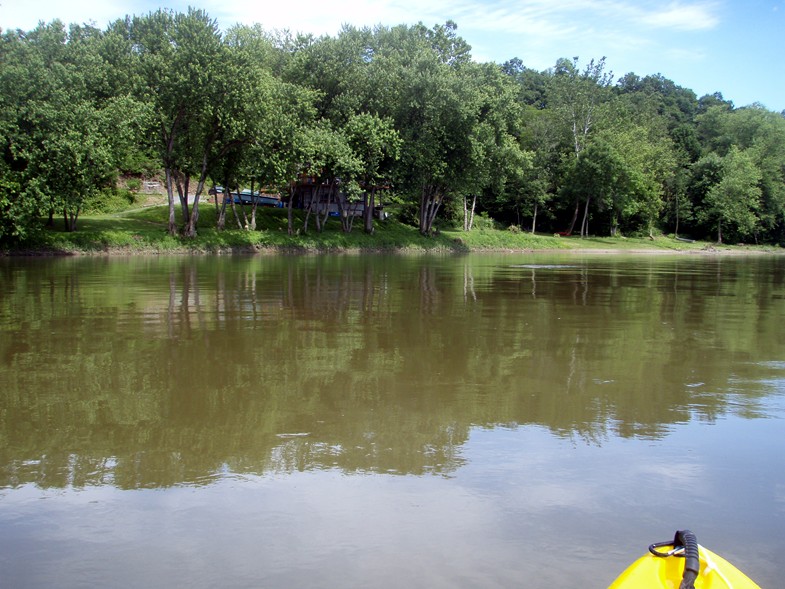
top-left (1, 253), bottom-right (783, 588)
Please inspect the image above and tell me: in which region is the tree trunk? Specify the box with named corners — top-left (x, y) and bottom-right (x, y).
top-left (566, 196), bottom-right (580, 236)
top-left (466, 195), bottom-right (476, 231)
top-left (345, 206), bottom-right (355, 233)
top-left (363, 189), bottom-right (375, 235)
top-left (215, 184), bottom-right (227, 230)
top-left (304, 192), bottom-right (314, 234)
top-left (249, 179), bottom-right (257, 232)
top-left (318, 181), bottom-right (335, 232)
top-left (184, 189), bottom-right (202, 237)
top-left (217, 199), bottom-right (227, 230)
top-left (419, 185), bottom-right (428, 234)
top-left (183, 152), bottom-right (211, 237)
top-left (674, 192), bottom-right (680, 238)
top-left (339, 195), bottom-right (358, 234)
top-left (420, 185), bottom-right (443, 236)
top-left (580, 195), bottom-right (591, 237)
top-left (164, 167), bottom-right (177, 236)
top-left (175, 173), bottom-right (191, 229)
top-left (287, 184), bottom-right (296, 235)
top-left (337, 186), bottom-right (354, 233)
top-left (235, 183), bottom-right (250, 230)
top-left (62, 206), bottom-right (79, 232)
top-left (161, 118), bottom-right (181, 237)
top-left (228, 189), bottom-right (243, 229)
top-left (531, 201), bottom-right (538, 234)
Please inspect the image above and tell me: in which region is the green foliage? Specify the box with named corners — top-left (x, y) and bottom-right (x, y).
top-left (2, 10), bottom-right (785, 247)
top-left (82, 188), bottom-right (137, 214)
top-left (703, 146), bottom-right (762, 243)
top-left (471, 212), bottom-right (500, 231)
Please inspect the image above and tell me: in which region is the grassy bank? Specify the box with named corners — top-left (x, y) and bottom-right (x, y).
top-left (4, 204), bottom-right (783, 256)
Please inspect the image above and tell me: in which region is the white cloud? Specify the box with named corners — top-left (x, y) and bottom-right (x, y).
top-left (641, 1), bottom-right (721, 30)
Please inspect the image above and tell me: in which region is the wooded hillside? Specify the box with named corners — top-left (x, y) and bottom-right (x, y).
top-left (2, 10), bottom-right (784, 245)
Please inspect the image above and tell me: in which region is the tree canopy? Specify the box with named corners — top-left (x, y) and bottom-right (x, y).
top-left (2, 12), bottom-right (785, 245)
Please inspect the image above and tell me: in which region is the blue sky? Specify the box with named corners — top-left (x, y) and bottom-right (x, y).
top-left (2, 0), bottom-right (784, 112)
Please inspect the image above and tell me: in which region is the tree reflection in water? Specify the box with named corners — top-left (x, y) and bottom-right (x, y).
top-left (0, 254), bottom-right (783, 489)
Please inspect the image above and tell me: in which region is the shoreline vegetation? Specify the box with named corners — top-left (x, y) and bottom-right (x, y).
top-left (5, 14), bottom-right (785, 252)
top-left (3, 203), bottom-right (782, 257)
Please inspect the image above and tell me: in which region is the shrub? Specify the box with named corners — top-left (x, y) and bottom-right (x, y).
top-left (82, 188), bottom-right (137, 214)
top-left (472, 212), bottom-right (499, 231)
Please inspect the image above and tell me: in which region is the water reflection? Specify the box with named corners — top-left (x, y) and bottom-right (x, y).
top-left (0, 254), bottom-right (783, 490)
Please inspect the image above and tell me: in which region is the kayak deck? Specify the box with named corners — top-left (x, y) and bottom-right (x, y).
top-left (609, 545), bottom-right (761, 588)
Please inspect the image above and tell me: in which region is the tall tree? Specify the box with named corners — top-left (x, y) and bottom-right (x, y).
top-left (0, 21), bottom-right (146, 236)
top-left (129, 8), bottom-right (227, 236)
top-left (298, 123), bottom-right (363, 234)
top-left (344, 112), bottom-right (401, 234)
top-left (457, 62), bottom-right (533, 232)
top-left (561, 138), bottom-right (625, 237)
top-left (208, 24), bottom-right (310, 232)
top-left (598, 97), bottom-right (676, 237)
top-left (547, 57), bottom-right (614, 234)
top-left (702, 146), bottom-right (762, 243)
top-left (697, 105), bottom-right (785, 241)
top-left (0, 23), bottom-right (58, 241)
top-left (366, 23), bottom-right (482, 235)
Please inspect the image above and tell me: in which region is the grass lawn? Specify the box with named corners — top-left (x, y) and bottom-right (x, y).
top-left (5, 202), bottom-right (783, 256)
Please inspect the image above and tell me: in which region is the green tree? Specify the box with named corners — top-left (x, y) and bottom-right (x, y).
top-left (208, 24), bottom-right (305, 232)
top-left (521, 109), bottom-right (562, 233)
top-left (561, 138), bottom-right (625, 237)
top-left (600, 98), bottom-right (676, 237)
top-left (366, 23), bottom-right (483, 235)
top-left (547, 57), bottom-right (614, 234)
top-left (0, 21), bottom-right (147, 237)
top-left (283, 25), bottom-right (374, 125)
top-left (299, 123), bottom-right (363, 234)
top-left (0, 24), bottom-right (55, 242)
top-left (697, 105), bottom-right (785, 242)
top-left (456, 62), bottom-right (534, 233)
top-left (129, 8), bottom-right (228, 237)
top-left (344, 112), bottom-right (401, 234)
top-left (702, 146), bottom-right (762, 243)
top-left (43, 99), bottom-right (136, 232)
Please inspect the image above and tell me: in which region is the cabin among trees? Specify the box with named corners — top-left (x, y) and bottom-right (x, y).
top-left (289, 176), bottom-right (389, 219)
top-left (211, 176), bottom-right (390, 234)
top-left (289, 175), bottom-right (392, 233)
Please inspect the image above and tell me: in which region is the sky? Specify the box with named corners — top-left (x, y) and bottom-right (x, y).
top-left (2, 0), bottom-right (784, 112)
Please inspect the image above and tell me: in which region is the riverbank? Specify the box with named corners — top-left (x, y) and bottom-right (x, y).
top-left (3, 205), bottom-right (782, 256)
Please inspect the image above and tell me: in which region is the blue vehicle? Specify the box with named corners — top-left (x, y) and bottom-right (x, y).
top-left (210, 186), bottom-right (283, 207)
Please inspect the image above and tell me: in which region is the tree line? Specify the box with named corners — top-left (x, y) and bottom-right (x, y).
top-left (2, 9), bottom-right (784, 245)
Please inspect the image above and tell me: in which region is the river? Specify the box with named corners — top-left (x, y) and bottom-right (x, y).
top-left (1, 253), bottom-right (783, 588)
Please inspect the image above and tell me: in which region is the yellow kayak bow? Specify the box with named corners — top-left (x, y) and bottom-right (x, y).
top-left (609, 530), bottom-right (762, 589)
